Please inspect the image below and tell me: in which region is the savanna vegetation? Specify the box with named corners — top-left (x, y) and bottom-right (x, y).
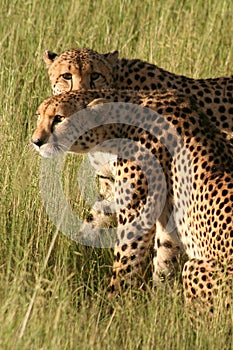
top-left (0, 1), bottom-right (233, 348)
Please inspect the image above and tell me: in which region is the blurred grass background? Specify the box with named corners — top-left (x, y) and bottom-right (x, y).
top-left (0, 0), bottom-right (233, 349)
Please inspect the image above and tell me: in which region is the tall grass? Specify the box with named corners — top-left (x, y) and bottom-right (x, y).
top-left (0, 0), bottom-right (233, 349)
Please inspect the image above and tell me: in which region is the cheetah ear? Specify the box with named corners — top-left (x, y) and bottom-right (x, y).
top-left (43, 50), bottom-right (58, 68)
top-left (87, 98), bottom-right (112, 118)
top-left (103, 50), bottom-right (119, 65)
top-left (87, 98), bottom-right (108, 109)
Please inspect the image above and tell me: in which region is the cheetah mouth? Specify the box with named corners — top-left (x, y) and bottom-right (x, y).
top-left (35, 142), bottom-right (66, 158)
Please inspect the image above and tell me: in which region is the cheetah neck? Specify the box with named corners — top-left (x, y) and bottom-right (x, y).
top-left (115, 58), bottom-right (233, 135)
top-left (115, 57), bottom-right (231, 92)
top-left (115, 58), bottom-right (186, 90)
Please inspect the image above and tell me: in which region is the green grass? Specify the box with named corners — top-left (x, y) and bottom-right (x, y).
top-left (1, 0), bottom-right (233, 349)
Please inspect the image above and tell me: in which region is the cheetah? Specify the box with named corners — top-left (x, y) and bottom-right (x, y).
top-left (43, 47), bottom-right (233, 282)
top-left (43, 48), bottom-right (233, 136)
top-left (32, 89), bottom-right (233, 309)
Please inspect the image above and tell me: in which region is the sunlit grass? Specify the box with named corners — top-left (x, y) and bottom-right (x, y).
top-left (0, 0), bottom-right (233, 349)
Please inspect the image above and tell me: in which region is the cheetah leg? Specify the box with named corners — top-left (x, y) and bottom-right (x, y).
top-left (182, 258), bottom-right (233, 313)
top-left (108, 159), bottom-right (156, 294)
top-left (82, 150), bottom-right (184, 286)
top-left (79, 170), bottom-right (117, 238)
top-left (109, 222), bottom-right (185, 294)
top-left (109, 224), bottom-right (156, 294)
top-left (79, 199), bottom-right (117, 241)
top-left (109, 158), bottom-right (183, 294)
top-left (153, 221), bottom-right (185, 284)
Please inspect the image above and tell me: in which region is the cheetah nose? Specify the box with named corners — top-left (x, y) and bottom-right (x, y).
top-left (31, 138), bottom-right (44, 148)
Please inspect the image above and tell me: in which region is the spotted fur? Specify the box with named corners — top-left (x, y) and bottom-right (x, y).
top-left (32, 89), bottom-right (233, 309)
top-left (44, 48), bottom-right (233, 136)
top-left (43, 48), bottom-right (233, 283)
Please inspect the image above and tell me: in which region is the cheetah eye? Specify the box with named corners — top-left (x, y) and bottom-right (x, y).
top-left (91, 72), bottom-right (101, 81)
top-left (61, 72), bottom-right (72, 80)
top-left (54, 115), bottom-right (65, 123)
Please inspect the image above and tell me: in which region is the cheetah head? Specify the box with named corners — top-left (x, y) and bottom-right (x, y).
top-left (43, 48), bottom-right (119, 94)
top-left (31, 92), bottom-right (111, 158)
